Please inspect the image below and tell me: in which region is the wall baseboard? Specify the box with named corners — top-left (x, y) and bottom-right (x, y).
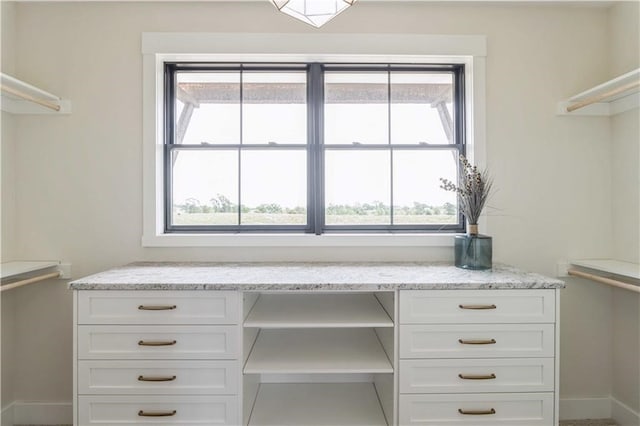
top-left (1, 403), bottom-right (14, 426)
top-left (5, 401), bottom-right (72, 425)
top-left (560, 397), bottom-right (612, 420)
top-left (3, 397), bottom-right (635, 425)
top-left (612, 397), bottom-right (640, 426)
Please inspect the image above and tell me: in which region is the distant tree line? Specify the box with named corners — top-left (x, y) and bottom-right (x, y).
top-left (176, 195), bottom-right (456, 216)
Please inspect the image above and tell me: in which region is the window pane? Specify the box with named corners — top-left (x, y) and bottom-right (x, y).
top-left (176, 72), bottom-right (240, 145)
top-left (391, 72), bottom-right (453, 145)
top-left (240, 150), bottom-right (307, 225)
top-left (324, 72), bottom-right (388, 145)
top-left (325, 150), bottom-right (391, 225)
top-left (171, 150), bottom-right (239, 225)
top-left (242, 72), bottom-right (307, 145)
top-left (393, 150), bottom-right (458, 225)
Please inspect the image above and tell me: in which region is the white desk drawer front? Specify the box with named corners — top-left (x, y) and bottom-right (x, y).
top-left (399, 358), bottom-right (554, 394)
top-left (400, 290), bottom-right (555, 324)
top-left (78, 360), bottom-right (239, 395)
top-left (400, 324), bottom-right (554, 358)
top-left (77, 325), bottom-right (239, 360)
top-left (399, 392), bottom-right (554, 425)
top-left (78, 395), bottom-right (239, 425)
top-left (78, 291), bottom-right (238, 325)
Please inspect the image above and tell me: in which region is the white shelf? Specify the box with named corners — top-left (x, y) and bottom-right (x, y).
top-left (1, 73), bottom-right (71, 114)
top-left (558, 68), bottom-right (640, 116)
top-left (248, 383), bottom-right (387, 426)
top-left (244, 293), bottom-right (393, 328)
top-left (1, 261), bottom-right (60, 280)
top-left (570, 259), bottom-right (640, 280)
top-left (244, 329), bottom-right (393, 374)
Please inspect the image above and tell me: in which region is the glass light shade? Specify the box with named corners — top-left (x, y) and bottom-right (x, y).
top-left (270, 0), bottom-right (357, 28)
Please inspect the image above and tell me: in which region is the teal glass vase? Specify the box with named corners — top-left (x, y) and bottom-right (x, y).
top-left (454, 233), bottom-right (492, 270)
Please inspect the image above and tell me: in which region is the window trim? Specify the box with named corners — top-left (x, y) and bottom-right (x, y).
top-left (142, 33), bottom-right (487, 247)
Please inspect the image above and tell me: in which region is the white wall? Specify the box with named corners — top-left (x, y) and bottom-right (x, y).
top-left (0, 0), bottom-right (624, 415)
top-left (1, 0), bottom-right (18, 413)
top-left (609, 2), bottom-right (640, 422)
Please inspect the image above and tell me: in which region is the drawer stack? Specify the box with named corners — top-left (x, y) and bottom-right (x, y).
top-left (75, 290), bottom-right (240, 425)
top-left (398, 289), bottom-right (557, 425)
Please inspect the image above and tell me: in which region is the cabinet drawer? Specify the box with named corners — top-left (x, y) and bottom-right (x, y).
top-left (78, 360), bottom-right (239, 395)
top-left (399, 392), bottom-right (554, 425)
top-left (400, 358), bottom-right (554, 393)
top-left (78, 326), bottom-right (239, 360)
top-left (78, 291), bottom-right (238, 325)
top-left (400, 290), bottom-right (555, 324)
top-left (78, 395), bottom-right (239, 425)
top-left (400, 324), bottom-right (554, 358)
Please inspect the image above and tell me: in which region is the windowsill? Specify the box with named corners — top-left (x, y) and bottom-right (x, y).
top-left (141, 233), bottom-right (456, 247)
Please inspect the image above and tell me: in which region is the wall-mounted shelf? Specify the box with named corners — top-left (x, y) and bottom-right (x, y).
top-left (1, 73), bottom-right (71, 114)
top-left (1, 261), bottom-right (70, 292)
top-left (568, 259), bottom-right (640, 293)
top-left (557, 68), bottom-right (640, 116)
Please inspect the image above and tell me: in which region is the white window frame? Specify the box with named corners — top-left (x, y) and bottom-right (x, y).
top-left (142, 33), bottom-right (487, 247)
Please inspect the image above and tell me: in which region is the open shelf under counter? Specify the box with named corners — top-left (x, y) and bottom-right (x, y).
top-left (244, 293), bottom-right (393, 328)
top-left (248, 383), bottom-right (387, 426)
top-left (244, 328), bottom-right (393, 374)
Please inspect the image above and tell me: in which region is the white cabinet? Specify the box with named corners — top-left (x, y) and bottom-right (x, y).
top-left (399, 393), bottom-right (555, 425)
top-left (78, 360), bottom-right (239, 395)
top-left (400, 323), bottom-right (555, 359)
top-left (78, 290), bottom-right (238, 324)
top-left (73, 286), bottom-right (560, 425)
top-left (74, 290), bottom-right (241, 425)
top-left (399, 358), bottom-right (554, 394)
top-left (399, 289), bottom-right (555, 324)
top-left (77, 325), bottom-right (239, 360)
top-left (78, 395), bottom-right (239, 426)
top-left (398, 289), bottom-right (559, 425)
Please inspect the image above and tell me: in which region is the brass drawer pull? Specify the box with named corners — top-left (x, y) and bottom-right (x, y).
top-left (458, 338), bottom-right (496, 345)
top-left (138, 340), bottom-right (177, 346)
top-left (138, 305), bottom-right (177, 310)
top-left (138, 375), bottom-right (177, 382)
top-left (138, 410), bottom-right (177, 417)
top-left (458, 373), bottom-right (497, 380)
top-left (459, 304), bottom-right (496, 310)
top-left (458, 408), bottom-right (496, 415)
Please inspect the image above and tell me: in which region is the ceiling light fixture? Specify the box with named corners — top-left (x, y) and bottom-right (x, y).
top-left (269, 0), bottom-right (358, 28)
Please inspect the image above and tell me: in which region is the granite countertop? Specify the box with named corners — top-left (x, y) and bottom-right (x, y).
top-left (68, 262), bottom-right (564, 291)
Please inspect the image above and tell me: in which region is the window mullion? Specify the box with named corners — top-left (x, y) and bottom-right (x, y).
top-left (388, 68), bottom-right (394, 226)
top-left (308, 63), bottom-right (324, 235)
top-left (238, 67), bottom-right (243, 226)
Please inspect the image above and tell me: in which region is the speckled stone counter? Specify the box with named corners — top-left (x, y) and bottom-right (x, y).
top-left (69, 262), bottom-right (564, 291)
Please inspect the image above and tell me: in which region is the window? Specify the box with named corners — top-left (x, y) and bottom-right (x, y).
top-left (164, 63), bottom-right (465, 234)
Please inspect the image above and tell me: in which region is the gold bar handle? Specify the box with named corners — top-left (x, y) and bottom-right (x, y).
top-left (458, 373), bottom-right (497, 380)
top-left (138, 305), bottom-right (177, 310)
top-left (138, 375), bottom-right (177, 382)
top-left (458, 408), bottom-right (496, 415)
top-left (459, 304), bottom-right (496, 310)
top-left (458, 338), bottom-right (496, 345)
top-left (138, 340), bottom-right (177, 346)
top-left (138, 410), bottom-right (177, 417)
